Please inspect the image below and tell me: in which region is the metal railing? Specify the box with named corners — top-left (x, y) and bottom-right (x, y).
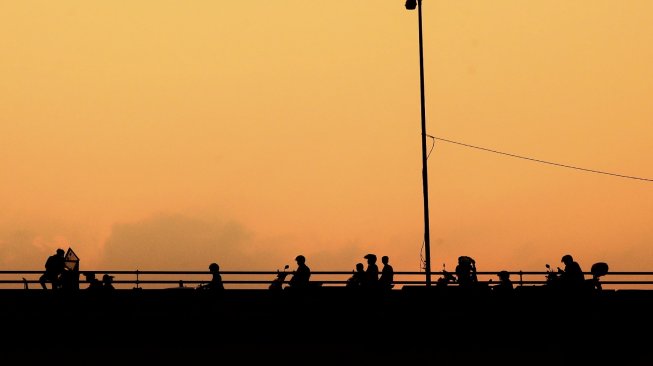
top-left (3, 270), bottom-right (653, 290)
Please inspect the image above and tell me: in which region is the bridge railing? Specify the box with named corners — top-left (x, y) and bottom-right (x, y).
top-left (2, 270), bottom-right (653, 290)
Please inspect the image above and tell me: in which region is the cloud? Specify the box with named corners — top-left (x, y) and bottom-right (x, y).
top-left (99, 213), bottom-right (259, 270)
top-left (0, 223), bottom-right (79, 270)
top-left (0, 231), bottom-right (50, 269)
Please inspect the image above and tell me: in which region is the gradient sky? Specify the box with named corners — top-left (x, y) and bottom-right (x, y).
top-left (1, 1), bottom-right (652, 287)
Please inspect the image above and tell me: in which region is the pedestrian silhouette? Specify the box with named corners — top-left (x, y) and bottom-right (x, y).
top-left (198, 262), bottom-right (224, 291)
top-left (455, 256), bottom-right (478, 288)
top-left (362, 254), bottom-right (379, 289)
top-left (379, 255), bottom-right (394, 290)
top-left (288, 255), bottom-right (311, 289)
top-left (83, 272), bottom-right (103, 291)
top-left (39, 248), bottom-right (66, 290)
top-left (346, 263), bottom-right (365, 288)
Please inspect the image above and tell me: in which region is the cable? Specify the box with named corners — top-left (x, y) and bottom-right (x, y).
top-left (426, 135), bottom-right (436, 159)
top-left (427, 135), bottom-right (653, 182)
top-left (419, 239), bottom-right (426, 272)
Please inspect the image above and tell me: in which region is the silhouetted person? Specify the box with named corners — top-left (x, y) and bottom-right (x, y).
top-left (379, 255), bottom-right (394, 290)
top-left (559, 254), bottom-right (584, 291)
top-left (362, 254), bottom-right (379, 289)
top-left (492, 270), bottom-right (514, 295)
top-left (346, 263), bottom-right (365, 288)
top-left (39, 249), bottom-right (66, 290)
top-left (102, 274), bottom-right (115, 291)
top-left (83, 272), bottom-right (103, 291)
top-left (288, 255), bottom-right (311, 289)
top-left (455, 256), bottom-right (477, 288)
top-left (199, 262), bottom-right (224, 291)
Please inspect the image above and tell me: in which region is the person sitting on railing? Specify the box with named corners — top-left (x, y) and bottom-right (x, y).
top-left (39, 248), bottom-right (66, 290)
top-left (288, 255), bottom-right (311, 289)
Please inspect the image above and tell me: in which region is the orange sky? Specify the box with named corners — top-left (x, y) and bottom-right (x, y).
top-left (1, 1), bottom-right (652, 287)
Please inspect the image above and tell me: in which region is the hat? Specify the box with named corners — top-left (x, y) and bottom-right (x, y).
top-left (83, 272), bottom-right (96, 279)
top-left (102, 274), bottom-right (114, 282)
top-left (364, 254), bottom-right (377, 261)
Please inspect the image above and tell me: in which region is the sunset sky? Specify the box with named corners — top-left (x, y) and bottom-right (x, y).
top-left (1, 1), bottom-right (652, 287)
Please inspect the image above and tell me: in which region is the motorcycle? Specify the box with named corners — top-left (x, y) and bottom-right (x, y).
top-left (269, 264), bottom-right (290, 291)
top-left (544, 262), bottom-right (609, 291)
top-left (436, 264), bottom-right (457, 287)
top-left (544, 263), bottom-right (563, 286)
top-left (589, 262), bottom-right (609, 291)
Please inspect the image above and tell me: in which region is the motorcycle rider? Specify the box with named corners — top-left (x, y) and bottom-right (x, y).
top-left (379, 256), bottom-right (394, 290)
top-left (346, 263), bottom-right (365, 288)
top-left (455, 256), bottom-right (478, 288)
top-left (493, 270), bottom-right (514, 295)
top-left (362, 254), bottom-right (379, 289)
top-left (288, 255), bottom-right (311, 289)
top-left (559, 254), bottom-right (585, 290)
top-left (198, 262), bottom-right (224, 291)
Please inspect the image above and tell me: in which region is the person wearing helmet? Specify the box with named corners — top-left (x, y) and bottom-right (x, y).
top-left (362, 254), bottom-right (379, 289)
top-left (559, 254), bottom-right (584, 290)
top-left (288, 255), bottom-right (311, 289)
top-left (209, 262), bottom-right (225, 291)
top-left (492, 270), bottom-right (514, 295)
top-left (102, 274), bottom-right (115, 290)
top-left (455, 256), bottom-right (478, 288)
top-left (346, 263), bottom-right (365, 288)
top-left (197, 262), bottom-right (224, 291)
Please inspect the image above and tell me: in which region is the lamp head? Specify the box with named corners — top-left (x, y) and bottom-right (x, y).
top-left (405, 0), bottom-right (417, 10)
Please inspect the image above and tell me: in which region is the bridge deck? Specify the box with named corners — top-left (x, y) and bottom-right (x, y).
top-left (1, 287), bottom-right (651, 365)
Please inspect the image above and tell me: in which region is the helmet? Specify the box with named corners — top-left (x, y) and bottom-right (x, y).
top-left (561, 254), bottom-right (573, 264)
top-left (458, 256), bottom-right (474, 265)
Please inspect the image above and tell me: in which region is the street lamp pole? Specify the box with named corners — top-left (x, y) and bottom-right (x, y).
top-left (406, 0), bottom-right (432, 286)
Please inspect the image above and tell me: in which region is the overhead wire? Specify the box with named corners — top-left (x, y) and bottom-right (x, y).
top-left (426, 135), bottom-right (653, 182)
